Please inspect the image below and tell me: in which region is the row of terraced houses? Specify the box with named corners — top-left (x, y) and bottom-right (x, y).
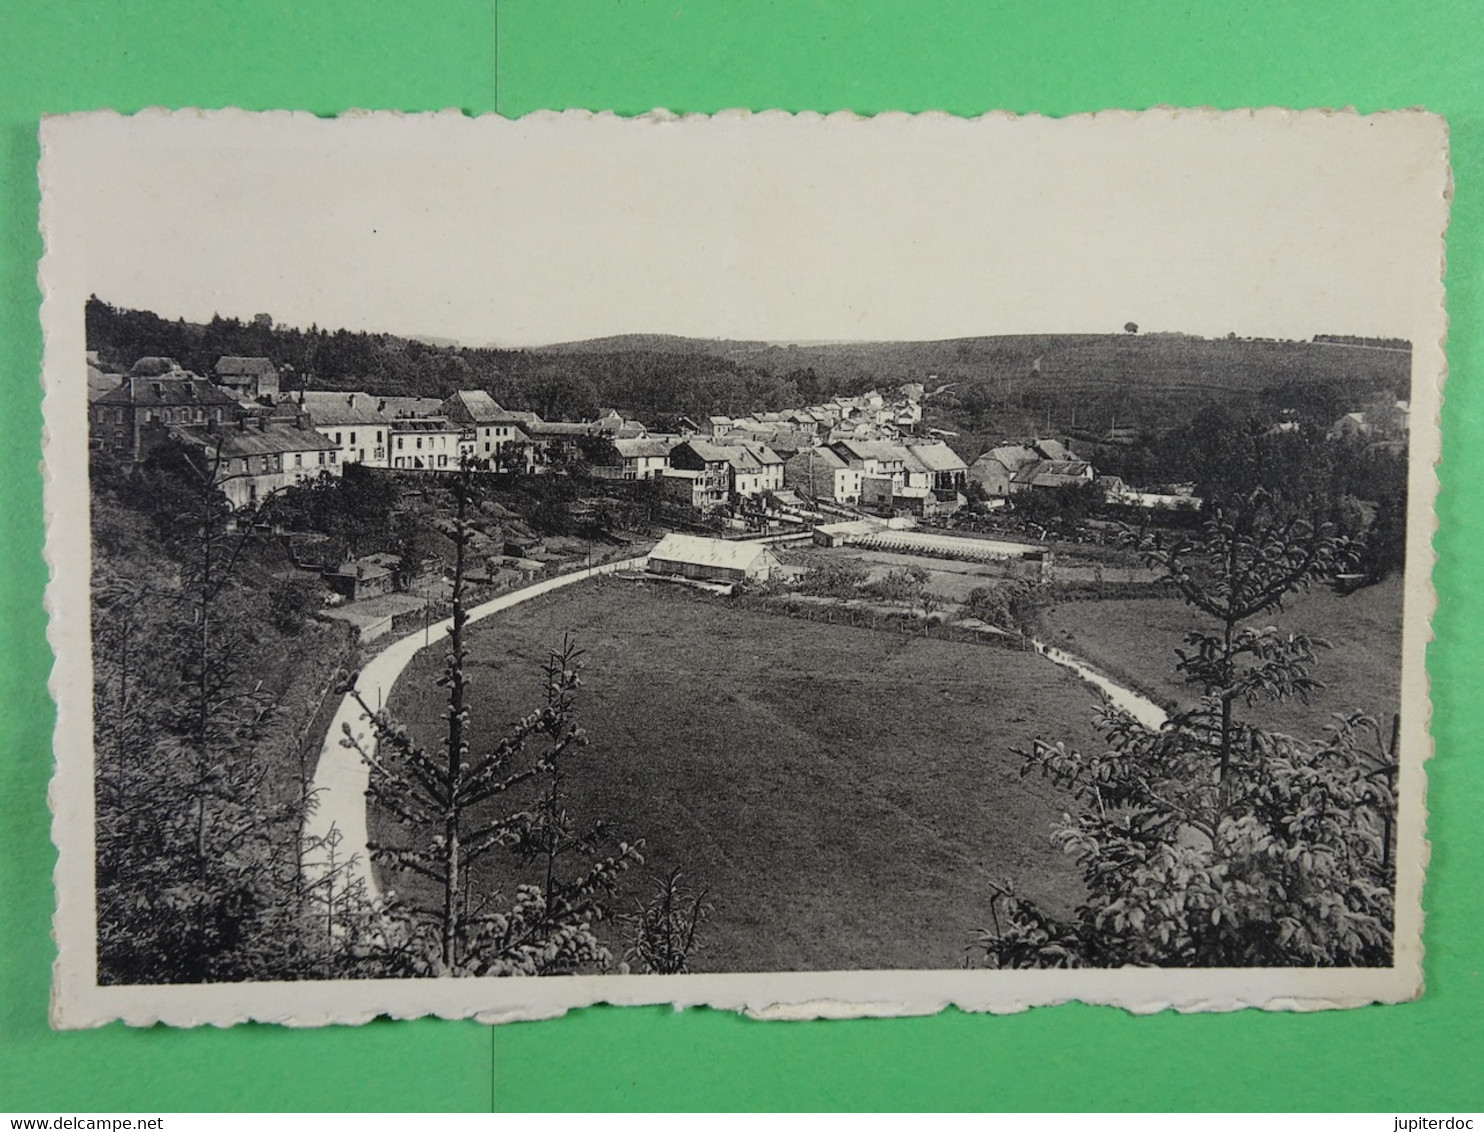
top-left (89, 354), bottom-right (1116, 516)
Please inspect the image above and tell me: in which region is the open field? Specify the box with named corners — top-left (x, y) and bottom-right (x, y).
top-left (378, 581), bottom-right (1114, 972)
top-left (1038, 576), bottom-right (1405, 736)
top-left (783, 544), bottom-right (1155, 603)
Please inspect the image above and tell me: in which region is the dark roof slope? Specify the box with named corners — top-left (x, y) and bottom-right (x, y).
top-left (170, 421), bottom-right (338, 458)
top-left (96, 373), bottom-right (242, 408)
top-left (215, 356), bottom-right (278, 377)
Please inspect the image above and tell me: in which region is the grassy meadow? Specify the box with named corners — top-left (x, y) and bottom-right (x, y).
top-left (1037, 575), bottom-right (1405, 737)
top-left (377, 580), bottom-right (1116, 972)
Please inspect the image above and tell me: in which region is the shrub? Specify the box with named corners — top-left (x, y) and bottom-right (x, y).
top-left (974, 492), bottom-right (1395, 968)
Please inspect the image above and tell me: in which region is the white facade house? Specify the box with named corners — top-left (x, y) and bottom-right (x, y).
top-left (298, 391), bottom-right (393, 468)
top-left (390, 417), bottom-right (464, 470)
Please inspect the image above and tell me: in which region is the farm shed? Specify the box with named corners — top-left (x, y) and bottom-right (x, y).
top-left (646, 534), bottom-right (784, 584)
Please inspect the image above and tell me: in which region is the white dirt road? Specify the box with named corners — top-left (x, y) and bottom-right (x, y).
top-left (302, 556), bottom-right (648, 897)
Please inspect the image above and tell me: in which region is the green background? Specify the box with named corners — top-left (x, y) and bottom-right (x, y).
top-left (2, 0), bottom-right (1480, 1112)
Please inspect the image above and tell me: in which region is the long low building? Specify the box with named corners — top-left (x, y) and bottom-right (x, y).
top-left (646, 533), bottom-right (784, 584)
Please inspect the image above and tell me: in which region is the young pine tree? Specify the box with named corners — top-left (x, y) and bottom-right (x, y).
top-left (976, 491), bottom-right (1398, 969)
top-left (340, 466), bottom-right (643, 975)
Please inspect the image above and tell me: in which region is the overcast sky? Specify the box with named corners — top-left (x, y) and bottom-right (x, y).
top-left (40, 108), bottom-right (1448, 348)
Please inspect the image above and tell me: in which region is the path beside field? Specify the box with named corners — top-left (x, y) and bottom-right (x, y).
top-left (301, 552), bottom-right (1169, 902)
top-left (303, 556), bottom-right (648, 898)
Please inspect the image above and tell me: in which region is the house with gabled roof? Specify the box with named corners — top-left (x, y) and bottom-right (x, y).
top-left (904, 440), bottom-right (969, 492)
top-left (592, 436), bottom-right (673, 480)
top-left (666, 439), bottom-right (734, 510)
top-left (967, 444), bottom-right (1040, 496)
top-left (646, 534), bottom-right (783, 585)
top-left (214, 356), bottom-right (282, 400)
top-left (783, 444), bottom-right (861, 504)
top-left (299, 390), bottom-right (393, 466)
top-left (90, 358), bottom-right (241, 460)
top-left (830, 439), bottom-right (907, 487)
top-left (168, 417), bottom-right (341, 509)
top-left (1013, 458), bottom-right (1095, 491)
top-left (389, 416), bottom-right (464, 471)
top-left (442, 389), bottom-right (537, 468)
top-left (719, 443), bottom-right (785, 498)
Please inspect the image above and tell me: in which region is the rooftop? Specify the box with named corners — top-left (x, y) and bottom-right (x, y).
top-left (215, 356), bottom-right (278, 377)
top-left (649, 534), bottom-right (779, 570)
top-left (169, 420), bottom-right (338, 458)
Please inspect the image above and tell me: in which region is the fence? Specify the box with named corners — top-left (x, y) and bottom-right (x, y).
top-left (728, 591), bottom-right (1031, 651)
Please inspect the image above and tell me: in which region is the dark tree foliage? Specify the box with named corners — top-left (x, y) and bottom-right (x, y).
top-left (341, 469), bottom-right (644, 975)
top-left (974, 493), bottom-right (1397, 969)
top-left (93, 445), bottom-right (310, 981)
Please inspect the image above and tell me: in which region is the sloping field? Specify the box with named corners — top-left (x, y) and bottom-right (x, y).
top-left (379, 581), bottom-right (1112, 972)
top-left (1038, 576), bottom-right (1405, 736)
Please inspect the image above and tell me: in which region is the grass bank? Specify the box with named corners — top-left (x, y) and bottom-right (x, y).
top-left (1037, 575), bottom-right (1404, 734)
top-left (378, 580), bottom-right (1112, 972)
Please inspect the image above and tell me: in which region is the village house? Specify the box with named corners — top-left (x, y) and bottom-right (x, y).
top-left (298, 390), bottom-right (392, 467)
top-left (524, 419), bottom-right (596, 471)
top-left (1328, 400), bottom-right (1409, 443)
top-left (325, 553), bottom-right (399, 601)
top-left (830, 439), bottom-right (908, 489)
top-left (613, 436), bottom-right (673, 480)
top-left (722, 443), bottom-right (785, 498)
top-left (666, 439), bottom-right (736, 510)
top-left (591, 409), bottom-right (648, 439)
top-left (904, 440), bottom-right (969, 493)
top-left (646, 533), bottom-right (784, 585)
top-left (389, 417), bottom-right (464, 470)
top-left (213, 356), bottom-right (282, 401)
top-left (167, 416), bottom-right (342, 509)
top-left (783, 445), bottom-right (862, 504)
top-left (90, 358), bottom-right (241, 460)
top-left (1013, 458), bottom-right (1096, 491)
top-left (440, 389), bottom-right (535, 469)
top-left (967, 444), bottom-right (1040, 496)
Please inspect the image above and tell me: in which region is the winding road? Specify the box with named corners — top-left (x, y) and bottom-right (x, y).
top-left (301, 553), bottom-right (1169, 899)
top-left (302, 556), bottom-right (648, 898)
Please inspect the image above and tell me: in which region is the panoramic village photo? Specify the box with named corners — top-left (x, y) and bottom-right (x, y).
top-left (42, 109), bottom-right (1445, 1022)
top-left (85, 303), bottom-right (1411, 982)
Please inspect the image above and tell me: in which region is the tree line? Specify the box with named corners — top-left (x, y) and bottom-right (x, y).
top-left (85, 297), bottom-right (865, 425)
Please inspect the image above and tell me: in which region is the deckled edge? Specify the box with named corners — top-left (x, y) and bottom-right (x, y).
top-left (37, 106), bottom-right (1447, 1029)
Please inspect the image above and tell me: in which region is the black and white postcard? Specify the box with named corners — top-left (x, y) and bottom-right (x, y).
top-left (40, 108), bottom-right (1447, 1027)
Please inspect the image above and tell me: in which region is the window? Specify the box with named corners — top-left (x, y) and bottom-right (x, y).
top-left (484, 442), bottom-right (491, 453)
top-left (350, 432), bottom-right (356, 445)
top-left (335, 431), bottom-right (342, 444)
top-left (318, 452), bottom-right (325, 465)
top-left (437, 455), bottom-right (447, 468)
top-left (396, 438), bottom-right (403, 451)
top-left (294, 453), bottom-right (302, 468)
top-left (144, 410), bottom-right (154, 423)
top-left (329, 452), bottom-right (337, 463)
top-left (416, 438), bottom-right (423, 450)
top-left (376, 430), bottom-right (383, 442)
